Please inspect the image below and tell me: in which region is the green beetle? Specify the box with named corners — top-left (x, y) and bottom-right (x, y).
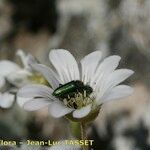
top-left (52, 80), bottom-right (93, 99)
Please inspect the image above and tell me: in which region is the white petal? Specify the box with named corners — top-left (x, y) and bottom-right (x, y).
top-left (23, 98), bottom-right (51, 111)
top-left (100, 69), bottom-right (134, 96)
top-left (16, 96), bottom-right (32, 107)
top-left (16, 49), bottom-right (37, 70)
top-left (7, 69), bottom-right (31, 87)
top-left (80, 51), bottom-right (102, 85)
top-left (27, 54), bottom-right (38, 70)
top-left (30, 63), bottom-right (60, 89)
top-left (18, 84), bottom-right (54, 99)
top-left (49, 102), bottom-right (74, 118)
top-left (73, 104), bottom-right (92, 118)
top-left (0, 60), bottom-right (20, 77)
top-left (92, 55), bottom-right (121, 90)
top-left (0, 76), bottom-right (5, 89)
top-left (49, 49), bottom-right (80, 84)
top-left (100, 85), bottom-right (134, 103)
top-left (16, 49), bottom-right (29, 68)
top-left (0, 92), bottom-right (15, 108)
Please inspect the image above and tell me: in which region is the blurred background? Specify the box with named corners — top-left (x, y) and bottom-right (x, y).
top-left (0, 0), bottom-right (150, 150)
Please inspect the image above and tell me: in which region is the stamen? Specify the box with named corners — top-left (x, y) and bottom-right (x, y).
top-left (63, 90), bottom-right (94, 109)
top-left (63, 99), bottom-right (68, 105)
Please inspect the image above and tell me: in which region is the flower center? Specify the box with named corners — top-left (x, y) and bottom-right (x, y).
top-left (28, 73), bottom-right (49, 85)
top-left (52, 80), bottom-right (93, 109)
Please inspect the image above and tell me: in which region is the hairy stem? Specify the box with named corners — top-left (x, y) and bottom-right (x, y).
top-left (80, 123), bottom-right (88, 150)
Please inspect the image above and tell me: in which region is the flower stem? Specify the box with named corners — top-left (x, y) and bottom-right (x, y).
top-left (80, 123), bottom-right (88, 150)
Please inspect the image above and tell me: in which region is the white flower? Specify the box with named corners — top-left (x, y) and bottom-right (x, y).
top-left (0, 49), bottom-right (34, 88)
top-left (0, 50), bottom-right (35, 108)
top-left (18, 49), bottom-right (134, 120)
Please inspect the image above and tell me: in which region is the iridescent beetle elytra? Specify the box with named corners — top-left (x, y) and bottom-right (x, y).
top-left (52, 80), bottom-right (93, 100)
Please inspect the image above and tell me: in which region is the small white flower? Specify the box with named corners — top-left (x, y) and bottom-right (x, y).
top-left (18, 49), bottom-right (134, 121)
top-left (0, 50), bottom-right (35, 108)
top-left (0, 49), bottom-right (34, 88)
